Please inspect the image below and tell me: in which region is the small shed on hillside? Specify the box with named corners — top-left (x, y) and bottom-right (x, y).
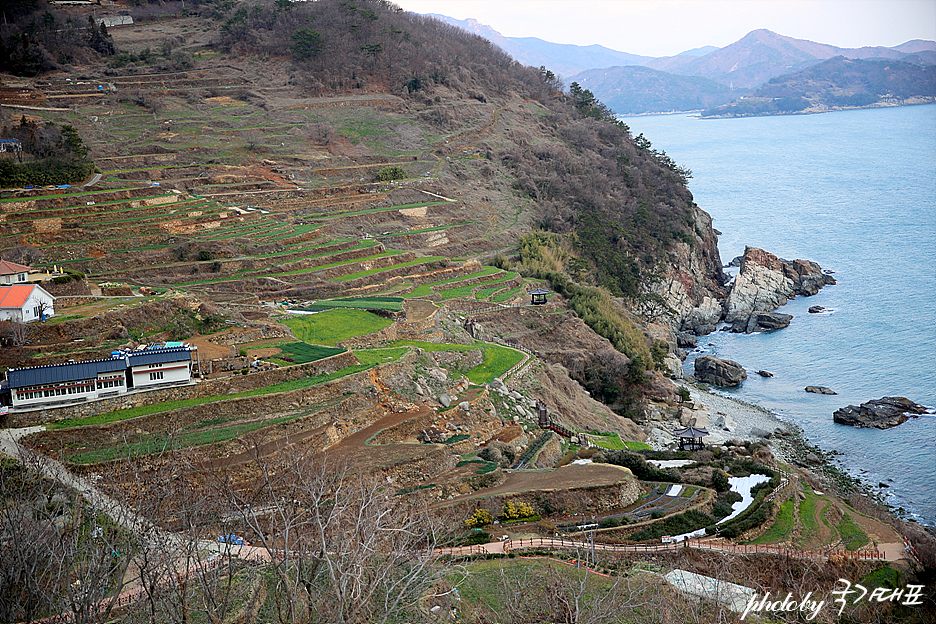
top-left (528, 288), bottom-right (550, 305)
top-left (673, 425), bottom-right (709, 451)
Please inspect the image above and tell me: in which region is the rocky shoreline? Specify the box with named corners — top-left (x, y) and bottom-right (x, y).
top-left (646, 381), bottom-right (895, 511)
top-left (647, 382), bottom-right (795, 458)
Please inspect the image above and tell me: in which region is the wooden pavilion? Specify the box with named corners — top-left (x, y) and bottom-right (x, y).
top-left (529, 287), bottom-right (550, 305)
top-left (673, 425), bottom-right (709, 450)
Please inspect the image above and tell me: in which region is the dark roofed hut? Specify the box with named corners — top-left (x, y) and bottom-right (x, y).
top-left (529, 288), bottom-right (550, 305)
top-left (673, 425), bottom-right (709, 451)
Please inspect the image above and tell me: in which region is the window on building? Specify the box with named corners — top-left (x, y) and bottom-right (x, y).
top-left (149, 371), bottom-right (164, 381)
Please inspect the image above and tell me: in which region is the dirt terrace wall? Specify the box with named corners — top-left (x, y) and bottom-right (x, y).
top-left (374, 445), bottom-right (456, 486)
top-left (445, 478), bottom-right (642, 520)
top-left (0, 186), bottom-right (167, 214)
top-left (6, 350), bottom-right (360, 427)
top-left (207, 324), bottom-right (292, 346)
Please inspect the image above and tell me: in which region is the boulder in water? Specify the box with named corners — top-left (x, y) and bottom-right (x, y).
top-left (694, 356), bottom-right (747, 387)
top-left (832, 396), bottom-right (929, 429)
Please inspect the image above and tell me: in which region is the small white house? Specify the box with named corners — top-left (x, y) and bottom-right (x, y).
top-left (0, 284), bottom-right (55, 323)
top-left (126, 347), bottom-right (194, 389)
top-left (0, 260), bottom-right (30, 286)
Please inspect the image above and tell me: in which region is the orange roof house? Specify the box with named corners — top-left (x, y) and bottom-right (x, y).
top-left (0, 284), bottom-right (55, 323)
top-left (0, 260), bottom-right (30, 286)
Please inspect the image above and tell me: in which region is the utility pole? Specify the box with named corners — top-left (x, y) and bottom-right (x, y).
top-left (589, 516), bottom-right (595, 567)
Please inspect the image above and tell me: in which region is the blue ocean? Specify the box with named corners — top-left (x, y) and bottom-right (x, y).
top-left (624, 105), bottom-right (936, 525)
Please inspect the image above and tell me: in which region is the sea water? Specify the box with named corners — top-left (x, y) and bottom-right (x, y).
top-left (624, 104), bottom-right (936, 525)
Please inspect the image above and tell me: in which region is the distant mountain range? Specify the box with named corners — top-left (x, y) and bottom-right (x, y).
top-left (638, 29), bottom-right (936, 89)
top-left (567, 66), bottom-right (736, 115)
top-left (426, 14), bottom-right (936, 115)
top-left (700, 57), bottom-right (936, 117)
top-left (426, 14), bottom-right (649, 75)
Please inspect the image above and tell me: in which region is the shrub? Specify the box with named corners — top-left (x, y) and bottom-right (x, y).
top-left (596, 450), bottom-right (681, 482)
top-left (376, 165), bottom-right (407, 181)
top-left (711, 469), bottom-right (730, 492)
top-left (629, 510), bottom-right (715, 542)
top-left (465, 508), bottom-right (494, 529)
top-left (501, 501), bottom-right (535, 521)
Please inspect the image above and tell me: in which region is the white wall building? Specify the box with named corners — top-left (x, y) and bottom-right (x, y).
top-left (7, 346), bottom-right (194, 409)
top-left (0, 260), bottom-right (30, 286)
top-left (0, 284), bottom-right (55, 322)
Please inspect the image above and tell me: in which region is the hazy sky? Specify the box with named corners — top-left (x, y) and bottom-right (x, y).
top-left (396, 0), bottom-right (936, 57)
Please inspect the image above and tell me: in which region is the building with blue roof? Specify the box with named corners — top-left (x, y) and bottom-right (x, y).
top-left (6, 346), bottom-right (195, 409)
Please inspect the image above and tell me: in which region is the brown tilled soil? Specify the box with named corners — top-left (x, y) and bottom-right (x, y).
top-left (330, 405), bottom-right (440, 472)
top-left (445, 463), bottom-right (634, 504)
top-left (404, 299), bottom-right (438, 322)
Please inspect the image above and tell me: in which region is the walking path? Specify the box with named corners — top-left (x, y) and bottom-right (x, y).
top-left (0, 419), bottom-right (908, 622)
top-left (436, 535), bottom-right (902, 562)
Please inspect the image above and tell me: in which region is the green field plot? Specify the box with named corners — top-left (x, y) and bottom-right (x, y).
top-left (68, 414), bottom-right (304, 464)
top-left (278, 250), bottom-right (403, 277)
top-left (837, 512), bottom-right (869, 550)
top-left (475, 284), bottom-right (507, 300)
top-left (437, 284), bottom-right (479, 300)
top-left (795, 490), bottom-right (821, 547)
top-left (377, 222), bottom-right (472, 239)
top-left (51, 363), bottom-right (375, 434)
top-left (589, 433), bottom-right (648, 450)
top-left (491, 286), bottom-right (524, 302)
top-left (285, 309), bottom-right (392, 346)
top-left (0, 186), bottom-right (139, 204)
top-left (748, 499), bottom-right (795, 544)
top-left (353, 347), bottom-right (409, 366)
top-left (434, 269), bottom-right (507, 299)
top-left (401, 267), bottom-right (501, 298)
top-left (306, 201), bottom-right (446, 222)
top-left (293, 296), bottom-right (404, 312)
top-left (452, 558), bottom-right (618, 618)
top-left (388, 339), bottom-right (524, 384)
top-left (275, 342), bottom-right (345, 364)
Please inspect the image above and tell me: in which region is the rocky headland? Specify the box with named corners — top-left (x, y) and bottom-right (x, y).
top-left (722, 246), bottom-right (836, 333)
top-left (669, 246), bottom-right (836, 336)
top-left (693, 355), bottom-right (747, 387)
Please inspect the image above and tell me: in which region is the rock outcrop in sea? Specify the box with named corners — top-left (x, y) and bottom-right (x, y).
top-left (694, 355), bottom-right (747, 387)
top-left (723, 246), bottom-right (836, 333)
top-left (832, 396), bottom-right (930, 429)
top-left (672, 246), bottom-right (835, 336)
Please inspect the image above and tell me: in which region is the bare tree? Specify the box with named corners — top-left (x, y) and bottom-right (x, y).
top-left (211, 447), bottom-right (441, 623)
top-left (0, 453), bottom-right (135, 624)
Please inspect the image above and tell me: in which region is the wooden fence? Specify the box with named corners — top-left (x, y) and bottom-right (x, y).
top-left (497, 537), bottom-right (883, 561)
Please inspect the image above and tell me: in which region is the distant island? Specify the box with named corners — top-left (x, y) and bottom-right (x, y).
top-left (427, 16), bottom-right (936, 116)
top-left (700, 57), bottom-right (936, 118)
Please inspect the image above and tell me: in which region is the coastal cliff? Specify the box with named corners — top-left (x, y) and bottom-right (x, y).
top-left (667, 245), bottom-right (835, 335)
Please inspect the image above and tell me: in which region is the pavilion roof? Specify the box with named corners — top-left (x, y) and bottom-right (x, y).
top-left (673, 425), bottom-right (709, 438)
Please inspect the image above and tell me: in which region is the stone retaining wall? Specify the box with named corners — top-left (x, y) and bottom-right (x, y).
top-left (207, 324), bottom-right (291, 346)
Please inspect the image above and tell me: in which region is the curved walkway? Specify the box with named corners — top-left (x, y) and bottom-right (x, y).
top-left (436, 535), bottom-right (899, 562)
